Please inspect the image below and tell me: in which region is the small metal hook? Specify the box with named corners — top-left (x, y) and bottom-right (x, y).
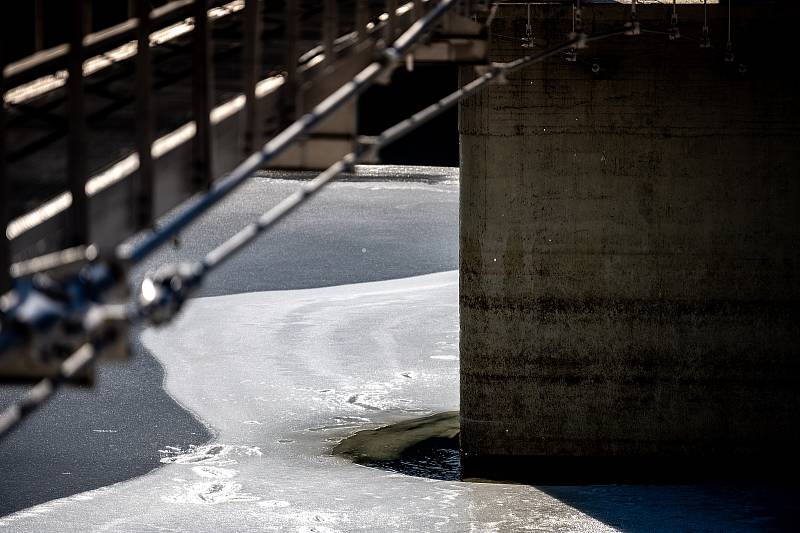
top-left (522, 3), bottom-right (535, 48)
top-left (669, 1), bottom-right (680, 40)
top-left (700, 0), bottom-right (711, 48)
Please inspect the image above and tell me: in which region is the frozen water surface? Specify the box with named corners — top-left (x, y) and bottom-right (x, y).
top-left (0, 165), bottom-right (459, 516)
top-left (1, 167), bottom-right (795, 531)
top-left (0, 273), bottom-right (611, 532)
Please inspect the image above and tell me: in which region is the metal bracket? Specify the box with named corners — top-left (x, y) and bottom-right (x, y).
top-left (0, 258), bottom-right (129, 384)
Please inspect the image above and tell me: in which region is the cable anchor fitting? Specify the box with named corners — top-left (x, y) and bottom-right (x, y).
top-left (521, 3), bottom-right (535, 48)
top-left (0, 259), bottom-right (129, 376)
top-left (625, 0), bottom-right (640, 36)
top-left (725, 40), bottom-right (735, 63)
top-left (669, 12), bottom-right (680, 40)
top-left (137, 263), bottom-right (203, 326)
top-left (700, 24), bottom-right (711, 48)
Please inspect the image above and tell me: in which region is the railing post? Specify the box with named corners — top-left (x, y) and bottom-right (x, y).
top-left (385, 0), bottom-right (398, 43)
top-left (356, 0), bottom-right (368, 41)
top-left (67, 0), bottom-right (89, 247)
top-left (283, 0), bottom-right (300, 124)
top-left (192, 0), bottom-right (214, 189)
top-left (243, 0), bottom-right (263, 154)
top-left (1, 37), bottom-right (10, 292)
top-left (134, 0), bottom-right (155, 229)
top-left (413, 0), bottom-right (424, 18)
top-left (322, 0), bottom-right (338, 68)
top-left (34, 0), bottom-right (45, 52)
top-left (84, 0), bottom-right (93, 34)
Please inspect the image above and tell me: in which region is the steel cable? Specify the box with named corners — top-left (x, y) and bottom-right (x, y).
top-left (0, 343), bottom-right (99, 437)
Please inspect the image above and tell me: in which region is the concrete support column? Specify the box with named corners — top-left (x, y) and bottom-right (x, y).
top-left (459, 2), bottom-right (800, 481)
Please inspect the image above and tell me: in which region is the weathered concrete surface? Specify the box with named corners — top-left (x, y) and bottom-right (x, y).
top-left (459, 2), bottom-right (800, 478)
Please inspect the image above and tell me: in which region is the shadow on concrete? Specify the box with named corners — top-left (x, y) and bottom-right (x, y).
top-left (538, 484), bottom-right (800, 532)
top-left (338, 413), bottom-right (800, 531)
top-left (0, 334), bottom-right (212, 517)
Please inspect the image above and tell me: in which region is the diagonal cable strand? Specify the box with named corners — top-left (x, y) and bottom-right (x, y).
top-left (0, 343), bottom-right (99, 438)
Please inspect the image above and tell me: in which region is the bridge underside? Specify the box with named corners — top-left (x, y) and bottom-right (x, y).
top-left (459, 2), bottom-right (800, 481)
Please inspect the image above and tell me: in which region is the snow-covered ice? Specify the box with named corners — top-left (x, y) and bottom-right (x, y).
top-left (0, 272), bottom-right (615, 532)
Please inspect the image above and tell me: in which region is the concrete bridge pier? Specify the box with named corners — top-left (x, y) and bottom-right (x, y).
top-left (458, 2), bottom-right (800, 481)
